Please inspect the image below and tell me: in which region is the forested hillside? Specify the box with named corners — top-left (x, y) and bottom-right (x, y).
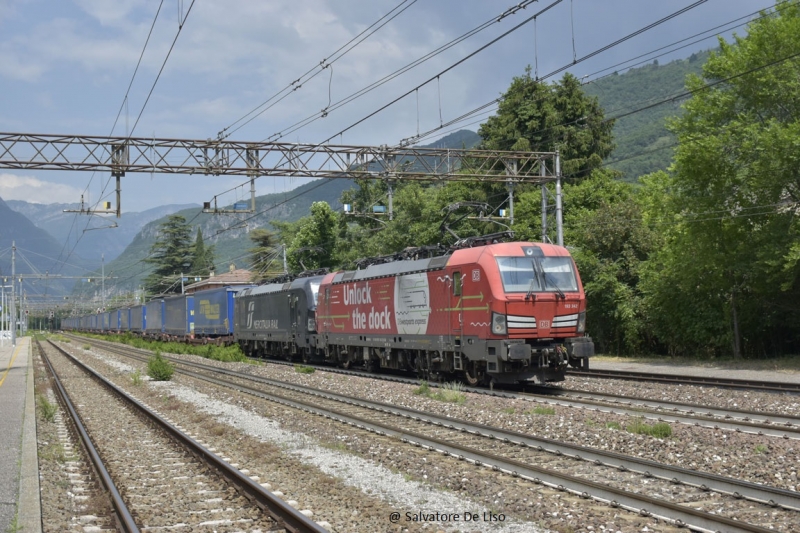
top-left (583, 51), bottom-right (709, 181)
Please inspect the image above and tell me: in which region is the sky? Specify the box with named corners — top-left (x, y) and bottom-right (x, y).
top-left (0, 0), bottom-right (776, 213)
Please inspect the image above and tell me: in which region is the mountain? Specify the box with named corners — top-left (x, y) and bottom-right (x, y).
top-left (0, 196), bottom-right (87, 298)
top-left (6, 200), bottom-right (199, 262)
top-left (95, 178), bottom-right (354, 293)
top-left (584, 50), bottom-right (710, 181)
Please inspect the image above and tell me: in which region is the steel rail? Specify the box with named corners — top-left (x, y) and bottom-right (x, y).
top-left (568, 369), bottom-right (800, 394)
top-left (163, 353), bottom-right (800, 513)
top-left (37, 340), bottom-right (140, 533)
top-left (534, 387), bottom-right (800, 428)
top-left (62, 334), bottom-right (800, 437)
top-left (79, 338), bottom-right (799, 527)
top-left (46, 340), bottom-right (328, 533)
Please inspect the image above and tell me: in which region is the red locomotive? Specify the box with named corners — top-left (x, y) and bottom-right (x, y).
top-left (315, 240), bottom-right (593, 385)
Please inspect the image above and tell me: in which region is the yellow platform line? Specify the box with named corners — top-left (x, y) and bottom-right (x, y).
top-left (0, 341), bottom-right (24, 389)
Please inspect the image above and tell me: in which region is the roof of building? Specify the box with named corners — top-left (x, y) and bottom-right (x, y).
top-left (184, 268), bottom-right (254, 293)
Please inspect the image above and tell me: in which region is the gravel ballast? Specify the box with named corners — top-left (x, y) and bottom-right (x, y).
top-left (56, 340), bottom-right (800, 532)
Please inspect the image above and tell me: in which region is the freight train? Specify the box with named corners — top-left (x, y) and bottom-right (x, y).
top-left (61, 240), bottom-right (594, 385)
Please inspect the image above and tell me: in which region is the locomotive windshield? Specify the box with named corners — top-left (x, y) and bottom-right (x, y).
top-left (496, 256), bottom-right (578, 293)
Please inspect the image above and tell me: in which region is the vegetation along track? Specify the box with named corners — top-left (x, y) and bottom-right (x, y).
top-left (568, 369), bottom-right (800, 394)
top-left (38, 339), bottom-right (327, 533)
top-left (68, 335), bottom-right (800, 532)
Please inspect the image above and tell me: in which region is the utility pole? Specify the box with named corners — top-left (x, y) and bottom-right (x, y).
top-left (555, 150), bottom-right (564, 247)
top-left (101, 253), bottom-right (105, 309)
top-left (10, 241), bottom-right (16, 347)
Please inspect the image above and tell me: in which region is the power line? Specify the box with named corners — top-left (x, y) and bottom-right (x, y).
top-left (219, 0), bottom-right (420, 140)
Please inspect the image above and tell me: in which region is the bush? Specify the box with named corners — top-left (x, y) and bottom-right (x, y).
top-left (131, 370), bottom-right (143, 386)
top-left (83, 344), bottom-right (91, 350)
top-left (147, 351), bottom-right (174, 381)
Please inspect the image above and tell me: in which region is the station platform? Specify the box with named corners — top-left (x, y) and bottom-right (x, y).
top-left (0, 337), bottom-right (41, 533)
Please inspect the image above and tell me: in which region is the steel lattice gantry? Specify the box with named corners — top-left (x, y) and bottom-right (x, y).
top-left (0, 132), bottom-right (557, 182)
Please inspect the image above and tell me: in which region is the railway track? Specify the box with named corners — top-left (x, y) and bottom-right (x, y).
top-left (65, 335), bottom-right (800, 533)
top-left (61, 334), bottom-right (800, 438)
top-left (38, 339), bottom-right (327, 533)
top-left (568, 368), bottom-right (800, 394)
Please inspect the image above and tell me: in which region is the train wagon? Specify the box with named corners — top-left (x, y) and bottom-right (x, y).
top-left (145, 299), bottom-right (165, 336)
top-left (193, 286), bottom-right (252, 338)
top-left (235, 276), bottom-right (325, 361)
top-left (119, 307), bottom-right (131, 332)
top-left (130, 304), bottom-right (146, 333)
top-left (164, 294), bottom-right (194, 339)
top-left (315, 241), bottom-right (593, 385)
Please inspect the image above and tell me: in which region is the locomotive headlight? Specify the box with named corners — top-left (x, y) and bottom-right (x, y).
top-left (577, 311), bottom-right (586, 333)
top-left (491, 312), bottom-right (507, 335)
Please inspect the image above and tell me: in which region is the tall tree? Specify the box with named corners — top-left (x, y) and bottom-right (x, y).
top-left (248, 228), bottom-right (282, 283)
top-left (190, 228), bottom-right (216, 278)
top-left (478, 69), bottom-right (615, 178)
top-left (143, 215), bottom-right (193, 295)
top-left (284, 202), bottom-right (339, 272)
top-left (641, 3), bottom-right (800, 357)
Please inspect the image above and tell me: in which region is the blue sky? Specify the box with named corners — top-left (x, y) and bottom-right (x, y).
top-left (0, 0), bottom-right (775, 212)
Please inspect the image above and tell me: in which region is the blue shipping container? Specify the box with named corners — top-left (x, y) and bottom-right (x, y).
top-left (164, 294), bottom-right (194, 335)
top-left (130, 305), bottom-right (145, 332)
top-left (193, 286), bottom-right (252, 335)
top-left (145, 299), bottom-right (165, 333)
top-left (120, 308), bottom-right (131, 331)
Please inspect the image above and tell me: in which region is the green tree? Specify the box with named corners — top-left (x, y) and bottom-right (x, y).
top-left (641, 4), bottom-right (800, 357)
top-left (284, 202), bottom-right (339, 272)
top-left (248, 228), bottom-right (283, 283)
top-left (562, 170), bottom-right (659, 354)
top-left (478, 69), bottom-right (615, 177)
top-left (143, 215), bottom-right (193, 295)
top-left (189, 228), bottom-right (216, 278)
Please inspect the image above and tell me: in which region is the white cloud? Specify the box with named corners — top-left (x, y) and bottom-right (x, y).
top-left (0, 174), bottom-right (83, 204)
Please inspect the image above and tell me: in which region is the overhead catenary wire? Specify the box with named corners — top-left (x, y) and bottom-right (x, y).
top-left (50, 1), bottom-right (195, 279)
top-left (408, 1), bottom-right (787, 147)
top-left (203, 0), bottom-right (563, 209)
top-left (69, 2), bottom-right (788, 294)
top-left (218, 0), bottom-right (420, 140)
top-left (204, 0), bottom-right (725, 243)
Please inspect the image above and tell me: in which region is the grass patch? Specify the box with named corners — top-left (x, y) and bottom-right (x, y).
top-left (754, 444), bottom-right (768, 454)
top-left (147, 351), bottom-right (174, 381)
top-left (413, 381), bottom-right (467, 404)
top-left (81, 332), bottom-right (249, 363)
top-left (82, 344), bottom-right (91, 350)
top-left (5, 514), bottom-right (22, 533)
top-left (36, 394), bottom-right (57, 422)
top-left (131, 369), bottom-right (143, 386)
top-left (526, 405), bottom-right (556, 416)
top-left (502, 407), bottom-right (516, 415)
top-left (294, 364), bottom-right (316, 374)
top-left (626, 418), bottom-right (673, 438)
top-left (606, 421), bottom-right (622, 430)
top-left (39, 442), bottom-right (68, 463)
